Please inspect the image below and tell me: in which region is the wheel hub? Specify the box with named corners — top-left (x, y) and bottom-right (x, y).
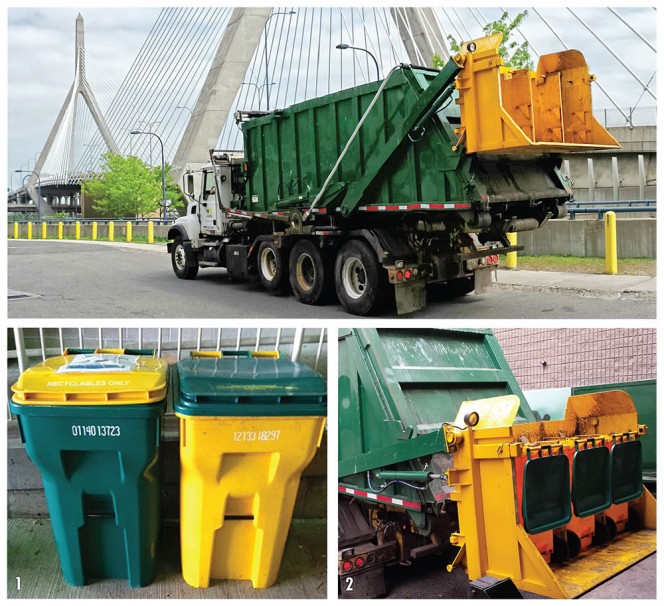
top-left (260, 248), bottom-right (278, 281)
top-left (341, 256), bottom-right (367, 300)
top-left (296, 253), bottom-right (316, 291)
top-left (174, 245), bottom-right (186, 271)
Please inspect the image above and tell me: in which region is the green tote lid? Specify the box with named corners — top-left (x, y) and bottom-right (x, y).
top-left (173, 351), bottom-right (327, 417)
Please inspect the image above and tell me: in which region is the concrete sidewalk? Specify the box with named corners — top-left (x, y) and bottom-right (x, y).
top-left (494, 269), bottom-right (656, 301)
top-left (11, 239), bottom-right (656, 301)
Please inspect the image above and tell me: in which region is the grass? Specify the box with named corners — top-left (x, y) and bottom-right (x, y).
top-left (506, 255), bottom-right (656, 276)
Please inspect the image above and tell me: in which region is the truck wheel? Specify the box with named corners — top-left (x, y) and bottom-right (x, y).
top-left (257, 241), bottom-right (289, 294)
top-left (289, 239), bottom-right (332, 305)
top-left (335, 239), bottom-right (387, 316)
top-left (171, 238), bottom-right (199, 279)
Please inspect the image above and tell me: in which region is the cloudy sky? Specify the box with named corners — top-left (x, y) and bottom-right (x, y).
top-left (5, 6), bottom-right (657, 190)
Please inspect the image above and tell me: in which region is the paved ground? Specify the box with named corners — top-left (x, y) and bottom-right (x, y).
top-left (8, 240), bottom-right (656, 319)
top-left (380, 551), bottom-right (656, 599)
top-left (7, 518), bottom-right (326, 599)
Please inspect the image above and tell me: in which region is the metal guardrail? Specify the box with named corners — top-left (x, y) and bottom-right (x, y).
top-left (567, 200), bottom-right (656, 220)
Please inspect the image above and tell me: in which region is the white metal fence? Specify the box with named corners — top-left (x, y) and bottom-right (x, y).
top-left (8, 327), bottom-right (327, 419)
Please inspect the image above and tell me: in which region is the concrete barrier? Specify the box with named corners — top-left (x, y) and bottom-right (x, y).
top-left (519, 218), bottom-right (656, 259)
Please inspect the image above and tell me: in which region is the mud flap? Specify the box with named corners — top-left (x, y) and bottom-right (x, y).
top-left (474, 268), bottom-right (495, 295)
top-left (395, 280), bottom-right (426, 315)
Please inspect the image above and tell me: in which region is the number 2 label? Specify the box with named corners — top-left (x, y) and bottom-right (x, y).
top-left (345, 576), bottom-right (353, 592)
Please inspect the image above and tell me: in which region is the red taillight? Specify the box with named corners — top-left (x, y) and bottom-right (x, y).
top-left (396, 270), bottom-right (404, 281)
top-left (404, 269), bottom-right (412, 280)
top-left (492, 254), bottom-right (499, 264)
top-left (355, 556), bottom-right (366, 568)
top-left (486, 256), bottom-right (492, 264)
top-left (342, 560), bottom-right (353, 572)
top-left (389, 273), bottom-right (395, 280)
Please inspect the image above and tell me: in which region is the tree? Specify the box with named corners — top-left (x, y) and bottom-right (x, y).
top-left (433, 10), bottom-right (533, 70)
top-left (82, 153), bottom-right (183, 218)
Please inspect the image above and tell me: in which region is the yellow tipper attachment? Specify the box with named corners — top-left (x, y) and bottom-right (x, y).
top-left (445, 390), bottom-right (655, 599)
top-left (454, 34), bottom-right (620, 155)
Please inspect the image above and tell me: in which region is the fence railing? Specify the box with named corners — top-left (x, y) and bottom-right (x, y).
top-left (598, 106), bottom-right (656, 129)
top-left (8, 327), bottom-right (327, 419)
top-left (567, 200), bottom-right (656, 220)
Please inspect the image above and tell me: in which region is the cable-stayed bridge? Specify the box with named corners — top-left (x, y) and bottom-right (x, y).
top-left (8, 7), bottom-right (657, 216)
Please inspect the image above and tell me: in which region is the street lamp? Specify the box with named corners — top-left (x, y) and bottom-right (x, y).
top-left (131, 130), bottom-right (167, 220)
top-left (263, 10), bottom-right (296, 111)
top-left (336, 43), bottom-right (381, 81)
top-left (241, 81), bottom-right (275, 110)
top-left (15, 169), bottom-right (43, 222)
top-left (176, 106), bottom-right (193, 120)
top-left (138, 120), bottom-right (161, 166)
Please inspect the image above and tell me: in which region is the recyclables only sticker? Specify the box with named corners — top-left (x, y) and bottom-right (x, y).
top-left (57, 354), bottom-right (140, 373)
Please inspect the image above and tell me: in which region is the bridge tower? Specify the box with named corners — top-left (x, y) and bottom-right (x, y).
top-left (171, 7), bottom-right (272, 185)
top-left (28, 14), bottom-right (119, 215)
top-left (390, 8), bottom-right (450, 65)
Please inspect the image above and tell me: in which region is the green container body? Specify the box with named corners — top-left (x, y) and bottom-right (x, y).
top-left (9, 403), bottom-right (165, 587)
top-left (173, 354), bottom-right (327, 417)
top-left (241, 67), bottom-right (567, 215)
top-left (572, 380), bottom-right (655, 480)
top-left (338, 328), bottom-right (535, 513)
top-left (9, 350), bottom-right (167, 588)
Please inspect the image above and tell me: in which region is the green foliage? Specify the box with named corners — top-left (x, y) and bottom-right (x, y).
top-left (82, 154), bottom-right (183, 219)
top-left (433, 10), bottom-right (533, 70)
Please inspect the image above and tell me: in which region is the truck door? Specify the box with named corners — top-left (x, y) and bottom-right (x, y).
top-left (199, 169), bottom-right (219, 234)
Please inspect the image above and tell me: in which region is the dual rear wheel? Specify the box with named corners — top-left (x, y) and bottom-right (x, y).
top-left (256, 238), bottom-right (388, 315)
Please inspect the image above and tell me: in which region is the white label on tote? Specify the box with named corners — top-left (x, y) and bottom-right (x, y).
top-left (233, 430), bottom-right (281, 442)
top-left (71, 424), bottom-right (121, 437)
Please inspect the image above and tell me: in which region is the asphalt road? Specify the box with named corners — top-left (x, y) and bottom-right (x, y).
top-left (8, 241), bottom-right (656, 319)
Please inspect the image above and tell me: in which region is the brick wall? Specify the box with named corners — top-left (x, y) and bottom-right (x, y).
top-left (493, 328), bottom-right (656, 390)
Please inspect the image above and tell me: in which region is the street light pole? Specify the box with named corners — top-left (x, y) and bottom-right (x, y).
top-left (263, 10), bottom-right (296, 111)
top-left (16, 169), bottom-right (43, 222)
top-left (138, 120), bottom-right (161, 166)
top-left (336, 43), bottom-right (381, 81)
top-left (130, 130), bottom-right (167, 220)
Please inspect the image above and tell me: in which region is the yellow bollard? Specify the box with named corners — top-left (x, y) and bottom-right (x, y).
top-left (148, 220), bottom-right (154, 244)
top-left (41, 221), bottom-right (47, 239)
top-left (13, 222), bottom-right (18, 239)
top-left (506, 232), bottom-right (518, 269)
top-left (27, 222), bottom-right (32, 240)
top-left (126, 221), bottom-right (132, 242)
top-left (108, 221), bottom-right (114, 241)
top-left (58, 222), bottom-right (63, 240)
top-left (605, 211), bottom-right (618, 275)
top-left (75, 221), bottom-right (81, 240)
top-left (92, 222), bottom-right (98, 241)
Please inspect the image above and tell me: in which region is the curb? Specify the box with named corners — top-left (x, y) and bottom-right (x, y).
top-left (492, 282), bottom-right (656, 302)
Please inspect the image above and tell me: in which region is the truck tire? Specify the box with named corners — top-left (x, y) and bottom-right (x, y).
top-left (257, 240), bottom-right (289, 294)
top-left (171, 237), bottom-right (199, 280)
top-left (335, 239), bottom-right (388, 316)
top-left (289, 239), bottom-right (332, 305)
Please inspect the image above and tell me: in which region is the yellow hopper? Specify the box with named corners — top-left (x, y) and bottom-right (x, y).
top-left (454, 34), bottom-right (620, 155)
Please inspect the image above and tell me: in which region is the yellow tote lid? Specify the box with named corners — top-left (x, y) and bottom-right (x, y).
top-left (11, 351), bottom-right (168, 406)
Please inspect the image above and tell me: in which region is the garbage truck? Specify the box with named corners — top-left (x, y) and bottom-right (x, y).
top-left (337, 328), bottom-right (656, 598)
top-left (168, 35), bottom-right (619, 315)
